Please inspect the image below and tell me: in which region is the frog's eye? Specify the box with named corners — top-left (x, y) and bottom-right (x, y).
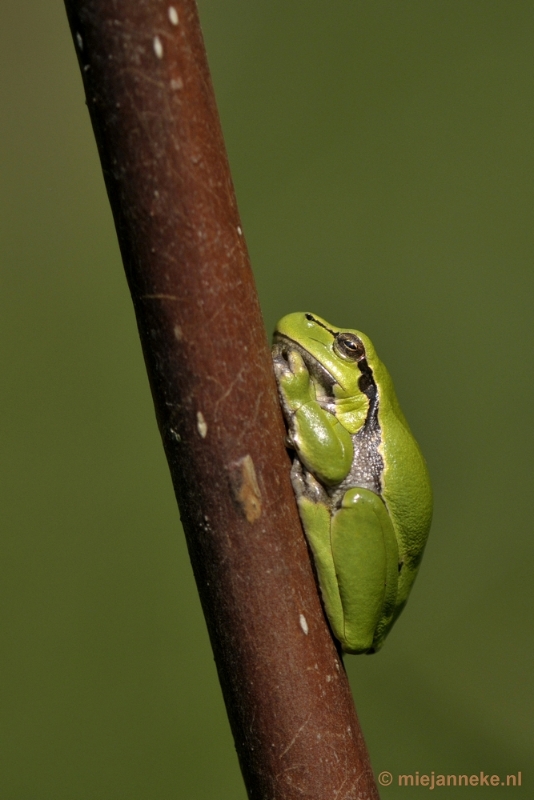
top-left (334, 332), bottom-right (365, 362)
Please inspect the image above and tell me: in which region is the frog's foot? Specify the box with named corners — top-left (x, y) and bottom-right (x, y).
top-left (272, 347), bottom-right (314, 412)
top-left (291, 459), bottom-right (328, 504)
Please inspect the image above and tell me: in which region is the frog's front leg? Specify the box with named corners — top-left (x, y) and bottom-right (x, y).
top-left (299, 487), bottom-right (399, 654)
top-left (273, 349), bottom-right (353, 485)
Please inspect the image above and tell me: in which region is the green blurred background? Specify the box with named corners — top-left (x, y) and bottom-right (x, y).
top-left (1, 1), bottom-right (532, 797)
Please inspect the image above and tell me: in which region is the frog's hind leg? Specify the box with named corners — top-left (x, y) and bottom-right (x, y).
top-left (297, 496), bottom-right (344, 644)
top-left (331, 488), bottom-right (399, 654)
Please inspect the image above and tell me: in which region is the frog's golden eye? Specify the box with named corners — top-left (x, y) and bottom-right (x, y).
top-left (334, 332), bottom-right (365, 362)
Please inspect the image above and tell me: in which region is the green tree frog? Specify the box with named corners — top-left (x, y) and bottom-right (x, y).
top-left (272, 313), bottom-right (432, 654)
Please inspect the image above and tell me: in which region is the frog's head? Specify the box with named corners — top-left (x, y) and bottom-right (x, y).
top-left (273, 312), bottom-right (379, 401)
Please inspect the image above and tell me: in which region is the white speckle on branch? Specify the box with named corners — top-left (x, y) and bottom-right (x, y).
top-left (197, 411), bottom-right (208, 438)
top-left (299, 614), bottom-right (309, 635)
top-left (170, 428), bottom-right (181, 443)
top-left (168, 6), bottom-right (179, 25)
top-left (153, 36), bottom-right (164, 59)
top-left (76, 32), bottom-right (83, 50)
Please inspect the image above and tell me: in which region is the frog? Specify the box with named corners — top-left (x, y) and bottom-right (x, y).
top-left (272, 312), bottom-right (432, 653)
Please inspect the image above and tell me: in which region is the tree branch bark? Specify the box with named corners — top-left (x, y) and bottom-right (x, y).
top-left (63, 2), bottom-right (380, 797)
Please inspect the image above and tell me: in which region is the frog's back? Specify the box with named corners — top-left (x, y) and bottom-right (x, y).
top-left (374, 361), bottom-right (433, 608)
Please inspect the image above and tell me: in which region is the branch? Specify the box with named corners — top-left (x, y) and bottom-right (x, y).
top-left (63, 2), bottom-right (380, 797)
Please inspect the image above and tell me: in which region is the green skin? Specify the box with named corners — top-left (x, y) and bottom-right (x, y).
top-left (272, 312), bottom-right (432, 654)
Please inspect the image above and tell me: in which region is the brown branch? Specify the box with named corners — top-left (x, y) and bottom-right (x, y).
top-left (62, 2), bottom-right (380, 798)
